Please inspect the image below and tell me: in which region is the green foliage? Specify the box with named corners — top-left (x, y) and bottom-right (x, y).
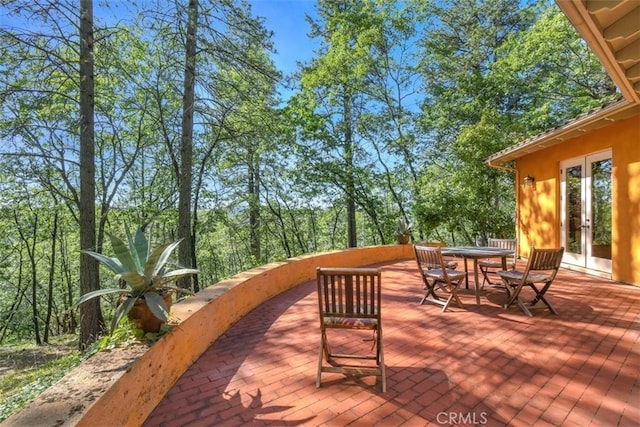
top-left (0, 354), bottom-right (81, 422)
top-left (412, 0), bottom-right (614, 243)
top-left (0, 338), bottom-right (81, 423)
top-left (491, 4), bottom-right (618, 133)
top-left (83, 318), bottom-right (168, 359)
top-left (78, 226), bottom-right (198, 334)
top-left (396, 219), bottom-right (412, 236)
top-left (0, 0), bottom-right (620, 344)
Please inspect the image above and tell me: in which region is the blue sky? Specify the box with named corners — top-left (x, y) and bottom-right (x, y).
top-left (248, 0), bottom-right (319, 75)
top-left (1, 0), bottom-right (319, 75)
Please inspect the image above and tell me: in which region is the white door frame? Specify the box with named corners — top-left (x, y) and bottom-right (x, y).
top-left (560, 149), bottom-right (612, 273)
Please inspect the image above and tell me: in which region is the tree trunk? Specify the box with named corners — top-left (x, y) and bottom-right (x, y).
top-left (13, 210), bottom-right (42, 345)
top-left (29, 217), bottom-right (42, 345)
top-left (44, 210), bottom-right (58, 343)
top-left (178, 0), bottom-right (198, 290)
top-left (79, 0), bottom-right (105, 349)
top-left (248, 151), bottom-right (261, 262)
top-left (0, 251), bottom-right (27, 344)
top-left (344, 91), bottom-right (357, 248)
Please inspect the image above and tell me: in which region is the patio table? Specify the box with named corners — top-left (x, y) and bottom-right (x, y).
top-left (441, 246), bottom-right (515, 305)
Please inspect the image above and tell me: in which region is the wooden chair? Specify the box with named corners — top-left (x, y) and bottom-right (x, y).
top-left (413, 240), bottom-right (458, 270)
top-left (497, 246), bottom-right (564, 316)
top-left (413, 245), bottom-right (466, 312)
top-left (479, 238), bottom-right (517, 288)
top-left (316, 267), bottom-right (386, 392)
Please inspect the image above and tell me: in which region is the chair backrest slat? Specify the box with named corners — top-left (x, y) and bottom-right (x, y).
top-left (317, 267), bottom-right (381, 319)
top-left (488, 238), bottom-right (517, 265)
top-left (413, 245), bottom-right (450, 279)
top-left (520, 246), bottom-right (565, 284)
top-left (528, 247), bottom-right (564, 271)
top-left (487, 238), bottom-right (517, 250)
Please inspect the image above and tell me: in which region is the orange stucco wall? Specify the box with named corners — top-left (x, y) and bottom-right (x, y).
top-left (516, 114), bottom-right (640, 285)
top-left (5, 245), bottom-right (415, 427)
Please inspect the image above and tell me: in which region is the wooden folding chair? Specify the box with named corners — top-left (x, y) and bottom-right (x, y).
top-left (413, 245), bottom-right (466, 312)
top-left (479, 238), bottom-right (517, 288)
top-left (497, 246), bottom-right (564, 316)
top-left (316, 267), bottom-right (386, 392)
top-left (414, 241), bottom-right (458, 270)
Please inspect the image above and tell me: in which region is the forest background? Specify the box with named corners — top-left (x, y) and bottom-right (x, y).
top-left (0, 0), bottom-right (616, 409)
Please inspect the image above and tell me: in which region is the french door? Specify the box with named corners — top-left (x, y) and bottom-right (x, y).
top-left (560, 150), bottom-right (612, 273)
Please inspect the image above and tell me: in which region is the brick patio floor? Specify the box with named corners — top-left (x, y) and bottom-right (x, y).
top-left (144, 259), bottom-right (640, 427)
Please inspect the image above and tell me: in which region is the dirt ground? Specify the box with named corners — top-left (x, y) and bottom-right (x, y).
top-left (0, 340), bottom-right (77, 378)
top-left (1, 338), bottom-right (149, 426)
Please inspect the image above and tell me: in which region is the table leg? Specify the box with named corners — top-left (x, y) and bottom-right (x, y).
top-left (464, 257), bottom-right (469, 289)
top-left (473, 258), bottom-right (480, 305)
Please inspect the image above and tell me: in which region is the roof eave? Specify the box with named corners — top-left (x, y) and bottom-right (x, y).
top-left (487, 100), bottom-right (639, 166)
top-left (555, 0), bottom-right (640, 104)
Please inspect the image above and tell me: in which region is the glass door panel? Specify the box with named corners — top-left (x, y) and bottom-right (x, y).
top-left (562, 160), bottom-right (585, 265)
top-left (587, 152), bottom-right (612, 271)
top-left (560, 150), bottom-right (612, 273)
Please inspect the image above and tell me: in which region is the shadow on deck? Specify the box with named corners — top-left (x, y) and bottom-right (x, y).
top-left (144, 259), bottom-right (640, 426)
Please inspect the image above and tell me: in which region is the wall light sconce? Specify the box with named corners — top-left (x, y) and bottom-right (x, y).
top-left (524, 175), bottom-right (535, 187)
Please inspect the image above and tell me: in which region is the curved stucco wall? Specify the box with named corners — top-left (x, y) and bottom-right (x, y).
top-left (4, 245), bottom-right (414, 427)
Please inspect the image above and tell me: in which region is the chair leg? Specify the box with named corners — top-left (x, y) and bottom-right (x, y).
top-left (317, 329), bottom-right (333, 388)
top-left (539, 296), bottom-right (558, 315)
top-left (440, 279), bottom-right (464, 312)
top-left (420, 279), bottom-right (441, 304)
top-left (479, 265), bottom-right (495, 288)
top-left (515, 297), bottom-right (533, 316)
top-left (479, 266), bottom-right (489, 288)
top-left (377, 328), bottom-right (386, 393)
top-left (452, 278), bottom-right (465, 307)
top-left (529, 283), bottom-right (558, 315)
top-left (320, 330), bottom-right (331, 361)
top-left (316, 339), bottom-right (324, 388)
top-left (440, 294), bottom-right (453, 312)
top-left (317, 328), bottom-right (386, 392)
top-left (503, 281), bottom-right (532, 316)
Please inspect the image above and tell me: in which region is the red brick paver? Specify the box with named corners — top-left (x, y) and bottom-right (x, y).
top-left (144, 260), bottom-right (640, 426)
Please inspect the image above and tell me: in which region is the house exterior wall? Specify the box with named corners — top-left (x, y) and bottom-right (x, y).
top-left (516, 114), bottom-right (640, 285)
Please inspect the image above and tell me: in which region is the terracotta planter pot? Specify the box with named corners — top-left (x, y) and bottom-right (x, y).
top-left (396, 234), bottom-right (411, 244)
top-left (127, 293), bottom-right (172, 332)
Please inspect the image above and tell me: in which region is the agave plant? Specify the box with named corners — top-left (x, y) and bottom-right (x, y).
top-left (396, 218), bottom-right (412, 236)
top-left (77, 225), bottom-right (198, 333)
